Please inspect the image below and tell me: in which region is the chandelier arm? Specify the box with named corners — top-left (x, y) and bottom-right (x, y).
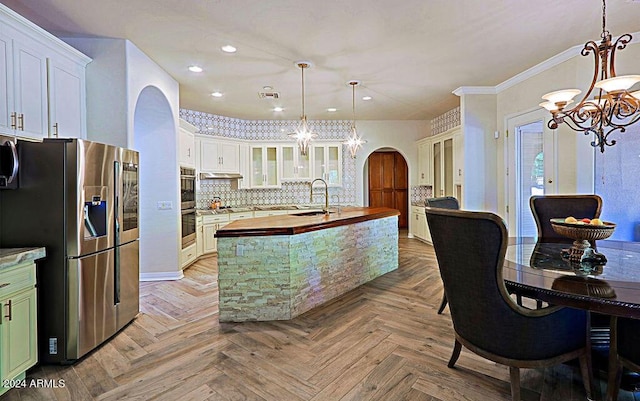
top-left (610, 34), bottom-right (632, 78)
top-left (572, 40), bottom-right (603, 108)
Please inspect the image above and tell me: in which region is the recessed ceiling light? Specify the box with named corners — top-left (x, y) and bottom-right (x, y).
top-left (221, 45), bottom-right (237, 53)
top-left (211, 92), bottom-right (223, 97)
top-left (362, 96), bottom-right (372, 101)
top-left (188, 65), bottom-right (203, 73)
top-left (273, 107), bottom-right (284, 112)
top-left (327, 108), bottom-right (337, 112)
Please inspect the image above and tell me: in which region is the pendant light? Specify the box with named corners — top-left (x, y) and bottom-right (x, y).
top-left (288, 61), bottom-right (317, 156)
top-left (343, 80), bottom-right (367, 158)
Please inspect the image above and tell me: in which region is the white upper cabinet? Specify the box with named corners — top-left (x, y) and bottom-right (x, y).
top-left (198, 136), bottom-right (241, 173)
top-left (417, 138), bottom-right (432, 186)
top-left (178, 119), bottom-right (197, 167)
top-left (47, 57), bottom-right (86, 139)
top-left (250, 145), bottom-right (280, 188)
top-left (0, 5), bottom-right (90, 140)
top-left (0, 33), bottom-right (47, 139)
top-left (312, 143), bottom-right (342, 186)
top-left (281, 144), bottom-right (311, 181)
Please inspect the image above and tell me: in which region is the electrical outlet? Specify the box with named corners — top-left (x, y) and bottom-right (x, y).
top-left (157, 201), bottom-right (173, 210)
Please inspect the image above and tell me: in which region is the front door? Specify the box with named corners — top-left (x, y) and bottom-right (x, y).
top-left (506, 109), bottom-right (556, 237)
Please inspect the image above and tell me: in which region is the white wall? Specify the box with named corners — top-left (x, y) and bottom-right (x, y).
top-left (354, 120), bottom-right (428, 206)
top-left (63, 37), bottom-right (182, 280)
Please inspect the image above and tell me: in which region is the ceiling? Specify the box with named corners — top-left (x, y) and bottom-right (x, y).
top-left (4, 0), bottom-right (640, 121)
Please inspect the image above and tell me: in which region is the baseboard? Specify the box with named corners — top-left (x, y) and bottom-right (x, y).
top-left (140, 270), bottom-right (184, 282)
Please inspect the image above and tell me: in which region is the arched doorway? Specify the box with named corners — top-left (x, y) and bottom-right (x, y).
top-left (133, 85), bottom-right (181, 279)
top-left (367, 149), bottom-right (408, 228)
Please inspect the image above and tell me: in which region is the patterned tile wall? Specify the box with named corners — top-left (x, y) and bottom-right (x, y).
top-left (430, 106), bottom-right (460, 136)
top-left (180, 108), bottom-right (427, 207)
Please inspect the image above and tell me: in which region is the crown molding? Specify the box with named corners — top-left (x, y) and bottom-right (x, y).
top-left (452, 86), bottom-right (497, 96)
top-left (454, 31), bottom-right (640, 97)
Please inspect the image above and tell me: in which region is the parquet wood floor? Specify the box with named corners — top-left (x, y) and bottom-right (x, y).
top-left (2, 234), bottom-right (639, 400)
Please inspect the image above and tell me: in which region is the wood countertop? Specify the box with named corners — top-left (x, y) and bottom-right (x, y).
top-left (214, 207), bottom-right (400, 237)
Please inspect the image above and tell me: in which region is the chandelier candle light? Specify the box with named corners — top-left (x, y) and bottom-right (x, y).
top-left (539, 0), bottom-right (640, 153)
top-left (289, 61), bottom-right (317, 156)
top-left (344, 80), bottom-right (367, 158)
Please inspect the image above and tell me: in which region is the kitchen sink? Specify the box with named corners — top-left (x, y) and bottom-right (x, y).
top-left (292, 211), bottom-right (332, 216)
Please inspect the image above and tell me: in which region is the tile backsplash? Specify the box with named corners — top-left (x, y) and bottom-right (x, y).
top-left (181, 108), bottom-right (430, 208)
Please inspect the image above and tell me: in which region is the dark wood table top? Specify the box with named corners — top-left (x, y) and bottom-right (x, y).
top-left (503, 238), bottom-right (640, 318)
top-left (214, 207), bottom-right (400, 237)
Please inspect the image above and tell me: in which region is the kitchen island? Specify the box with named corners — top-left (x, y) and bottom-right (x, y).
top-left (215, 207), bottom-right (399, 322)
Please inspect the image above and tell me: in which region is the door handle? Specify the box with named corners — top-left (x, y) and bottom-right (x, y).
top-left (10, 112), bottom-right (16, 129)
top-left (53, 123), bottom-right (59, 137)
top-left (17, 114), bottom-right (24, 131)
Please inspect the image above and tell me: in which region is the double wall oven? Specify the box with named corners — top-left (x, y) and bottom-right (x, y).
top-left (180, 166), bottom-right (196, 249)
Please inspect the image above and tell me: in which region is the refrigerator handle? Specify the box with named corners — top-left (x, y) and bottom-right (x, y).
top-left (114, 161), bottom-right (121, 305)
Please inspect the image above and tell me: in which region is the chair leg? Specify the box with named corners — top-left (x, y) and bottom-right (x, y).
top-left (578, 352), bottom-right (594, 400)
top-left (509, 366), bottom-right (521, 401)
top-left (437, 293), bottom-right (448, 314)
top-left (516, 293), bottom-right (523, 306)
top-left (606, 360), bottom-right (622, 401)
top-left (447, 339), bottom-right (462, 368)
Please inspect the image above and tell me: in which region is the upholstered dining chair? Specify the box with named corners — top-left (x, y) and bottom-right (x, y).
top-left (424, 196), bottom-right (460, 314)
top-left (607, 317), bottom-right (640, 401)
top-left (529, 194), bottom-right (602, 243)
top-left (425, 207), bottom-right (594, 401)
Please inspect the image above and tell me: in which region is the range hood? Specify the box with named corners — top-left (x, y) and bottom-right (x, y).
top-left (199, 172), bottom-right (243, 180)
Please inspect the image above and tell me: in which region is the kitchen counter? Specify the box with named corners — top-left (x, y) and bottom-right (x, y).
top-left (215, 206), bottom-right (399, 237)
top-left (216, 207), bottom-right (399, 322)
top-left (0, 247), bottom-right (46, 271)
top-left (196, 204), bottom-right (327, 215)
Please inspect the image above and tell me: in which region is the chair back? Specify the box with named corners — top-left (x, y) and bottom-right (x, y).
top-left (425, 196), bottom-right (459, 210)
top-left (530, 195), bottom-right (602, 242)
top-left (425, 207), bottom-right (587, 360)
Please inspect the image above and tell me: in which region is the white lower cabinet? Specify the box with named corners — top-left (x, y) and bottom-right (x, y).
top-left (180, 243), bottom-right (197, 270)
top-left (0, 261), bottom-right (38, 397)
top-left (412, 206), bottom-right (431, 243)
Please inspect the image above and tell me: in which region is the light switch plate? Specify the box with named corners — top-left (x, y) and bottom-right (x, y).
top-left (157, 201), bottom-right (173, 210)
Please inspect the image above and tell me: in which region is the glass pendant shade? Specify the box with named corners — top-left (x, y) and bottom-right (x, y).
top-left (288, 61), bottom-right (317, 155)
top-left (541, 89), bottom-right (582, 104)
top-left (288, 115), bottom-right (317, 156)
top-left (539, 101), bottom-right (560, 112)
top-left (343, 80), bottom-right (366, 159)
top-left (594, 75), bottom-right (640, 92)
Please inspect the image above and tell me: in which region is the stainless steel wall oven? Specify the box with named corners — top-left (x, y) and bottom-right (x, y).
top-left (180, 166), bottom-right (196, 249)
top-left (180, 166), bottom-right (196, 209)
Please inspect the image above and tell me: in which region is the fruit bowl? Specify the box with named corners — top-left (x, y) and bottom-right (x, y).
top-left (550, 218), bottom-right (616, 262)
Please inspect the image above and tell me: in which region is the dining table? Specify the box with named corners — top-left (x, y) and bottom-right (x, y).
top-left (503, 237), bottom-right (640, 319)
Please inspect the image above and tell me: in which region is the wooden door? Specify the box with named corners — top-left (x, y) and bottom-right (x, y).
top-left (368, 151), bottom-right (408, 228)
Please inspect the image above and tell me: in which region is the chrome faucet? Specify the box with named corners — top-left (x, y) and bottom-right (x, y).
top-left (310, 178), bottom-right (329, 214)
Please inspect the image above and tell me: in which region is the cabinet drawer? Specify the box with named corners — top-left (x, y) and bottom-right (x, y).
top-left (202, 214), bottom-right (230, 224)
top-left (180, 243), bottom-right (197, 268)
top-left (228, 212), bottom-right (254, 221)
top-left (0, 262), bottom-right (36, 299)
top-left (411, 206), bottom-right (425, 215)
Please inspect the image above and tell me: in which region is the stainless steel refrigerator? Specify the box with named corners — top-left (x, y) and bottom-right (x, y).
top-left (0, 138), bottom-right (139, 363)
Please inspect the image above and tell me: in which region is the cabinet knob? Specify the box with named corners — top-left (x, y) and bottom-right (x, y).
top-left (547, 179), bottom-right (553, 184)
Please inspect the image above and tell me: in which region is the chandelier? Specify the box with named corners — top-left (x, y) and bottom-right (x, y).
top-left (343, 80), bottom-right (367, 158)
top-left (539, 0), bottom-right (640, 153)
top-left (288, 61), bottom-right (317, 156)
